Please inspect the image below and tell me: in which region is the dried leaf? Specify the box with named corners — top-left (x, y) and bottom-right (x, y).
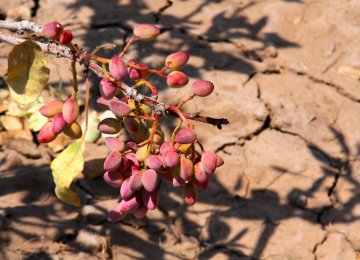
top-left (6, 101), bottom-right (26, 117)
top-left (0, 115), bottom-right (23, 130)
top-left (47, 133), bottom-right (71, 153)
top-left (0, 129), bottom-right (32, 146)
top-left (6, 39), bottom-right (50, 105)
top-left (0, 104), bottom-right (7, 114)
top-left (50, 140), bottom-right (85, 206)
top-left (55, 186), bottom-right (80, 207)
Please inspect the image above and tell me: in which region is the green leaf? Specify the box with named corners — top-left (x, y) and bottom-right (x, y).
top-left (50, 140), bottom-right (85, 206)
top-left (6, 39), bottom-right (50, 105)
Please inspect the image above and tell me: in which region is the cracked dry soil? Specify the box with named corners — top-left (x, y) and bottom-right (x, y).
top-left (1, 0), bottom-right (360, 259)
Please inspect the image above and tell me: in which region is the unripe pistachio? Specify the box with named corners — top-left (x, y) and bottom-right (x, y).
top-left (129, 170), bottom-right (143, 191)
top-left (180, 157), bottom-right (194, 182)
top-left (216, 155), bottom-right (224, 168)
top-left (118, 157), bottom-right (131, 174)
top-left (128, 60), bottom-right (149, 80)
top-left (109, 100), bottom-right (131, 117)
top-left (165, 52), bottom-right (189, 70)
top-left (163, 151), bottom-right (180, 168)
top-left (104, 151), bottom-right (122, 171)
top-left (175, 128), bottom-right (197, 144)
top-left (191, 80), bottom-right (214, 97)
top-left (98, 118), bottom-right (122, 134)
top-left (63, 122), bottom-right (82, 139)
top-left (133, 24), bottom-right (160, 41)
top-left (42, 21), bottom-right (63, 40)
top-left (135, 145), bottom-right (149, 162)
top-left (142, 169), bottom-right (158, 192)
top-left (59, 29), bottom-right (73, 44)
top-left (119, 196), bottom-right (140, 213)
top-left (141, 189), bottom-right (158, 210)
top-left (120, 178), bottom-right (135, 200)
top-left (109, 56), bottom-right (128, 82)
top-left (181, 183), bottom-right (197, 205)
top-left (159, 142), bottom-right (175, 155)
top-left (108, 203), bottom-right (126, 222)
top-left (96, 96), bottom-right (119, 109)
top-left (123, 117), bottom-right (147, 143)
top-left (39, 100), bottom-right (63, 118)
top-left (133, 202), bottom-right (148, 218)
top-left (62, 97), bottom-right (79, 124)
top-left (145, 155), bottom-right (163, 170)
top-left (99, 78), bottom-right (117, 100)
top-left (194, 162), bottom-right (207, 184)
top-left (126, 141), bottom-right (139, 151)
top-left (200, 151), bottom-right (217, 174)
top-left (52, 113), bottom-right (66, 134)
top-left (104, 137), bottom-right (125, 152)
top-left (166, 71), bottom-right (189, 88)
top-left (38, 122), bottom-right (57, 143)
top-left (173, 175), bottom-right (185, 188)
top-left (103, 170), bottom-right (125, 187)
top-left (153, 133), bottom-right (164, 145)
top-left (125, 153), bottom-right (140, 167)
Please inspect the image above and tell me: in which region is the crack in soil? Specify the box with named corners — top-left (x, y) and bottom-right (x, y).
top-left (327, 171), bottom-right (340, 198)
top-left (246, 63), bottom-right (359, 109)
top-left (160, 24), bottom-right (263, 64)
top-left (268, 127), bottom-right (344, 220)
top-left (255, 82), bottom-right (346, 229)
top-left (271, 126), bottom-right (343, 168)
top-left (312, 231), bottom-right (356, 259)
top-left (215, 81), bottom-right (272, 154)
top-left (312, 232), bottom-right (329, 259)
top-left (215, 142), bottom-right (238, 154)
top-left (281, 66), bottom-right (360, 103)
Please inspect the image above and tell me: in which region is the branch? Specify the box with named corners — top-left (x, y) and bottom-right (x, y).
top-left (0, 20), bottom-right (229, 128)
top-left (0, 20), bottom-right (43, 34)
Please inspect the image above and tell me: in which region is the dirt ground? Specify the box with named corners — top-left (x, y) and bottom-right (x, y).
top-left (1, 0), bottom-right (360, 259)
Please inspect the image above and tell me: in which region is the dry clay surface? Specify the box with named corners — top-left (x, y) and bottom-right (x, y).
top-left (1, 0), bottom-right (360, 259)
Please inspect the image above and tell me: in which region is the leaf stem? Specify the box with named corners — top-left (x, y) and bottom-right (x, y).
top-left (167, 105), bottom-right (191, 128)
top-left (177, 94), bottom-right (195, 108)
top-left (171, 119), bottom-right (183, 146)
top-left (119, 35), bottom-right (137, 58)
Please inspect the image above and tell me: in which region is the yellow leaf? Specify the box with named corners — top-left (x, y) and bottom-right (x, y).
top-left (51, 140), bottom-right (85, 206)
top-left (6, 39), bottom-right (50, 105)
top-left (81, 111), bottom-right (100, 143)
top-left (26, 98), bottom-right (48, 132)
top-left (55, 186), bottom-right (81, 207)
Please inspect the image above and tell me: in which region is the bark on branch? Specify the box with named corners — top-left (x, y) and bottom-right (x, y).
top-left (0, 20), bottom-right (229, 128)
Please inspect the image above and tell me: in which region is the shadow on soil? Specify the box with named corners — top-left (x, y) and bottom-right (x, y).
top-left (1, 125), bottom-right (359, 259)
top-left (62, 0), bottom-right (300, 102)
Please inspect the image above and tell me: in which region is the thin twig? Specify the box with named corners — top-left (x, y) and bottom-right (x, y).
top-left (0, 20), bottom-right (229, 128)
